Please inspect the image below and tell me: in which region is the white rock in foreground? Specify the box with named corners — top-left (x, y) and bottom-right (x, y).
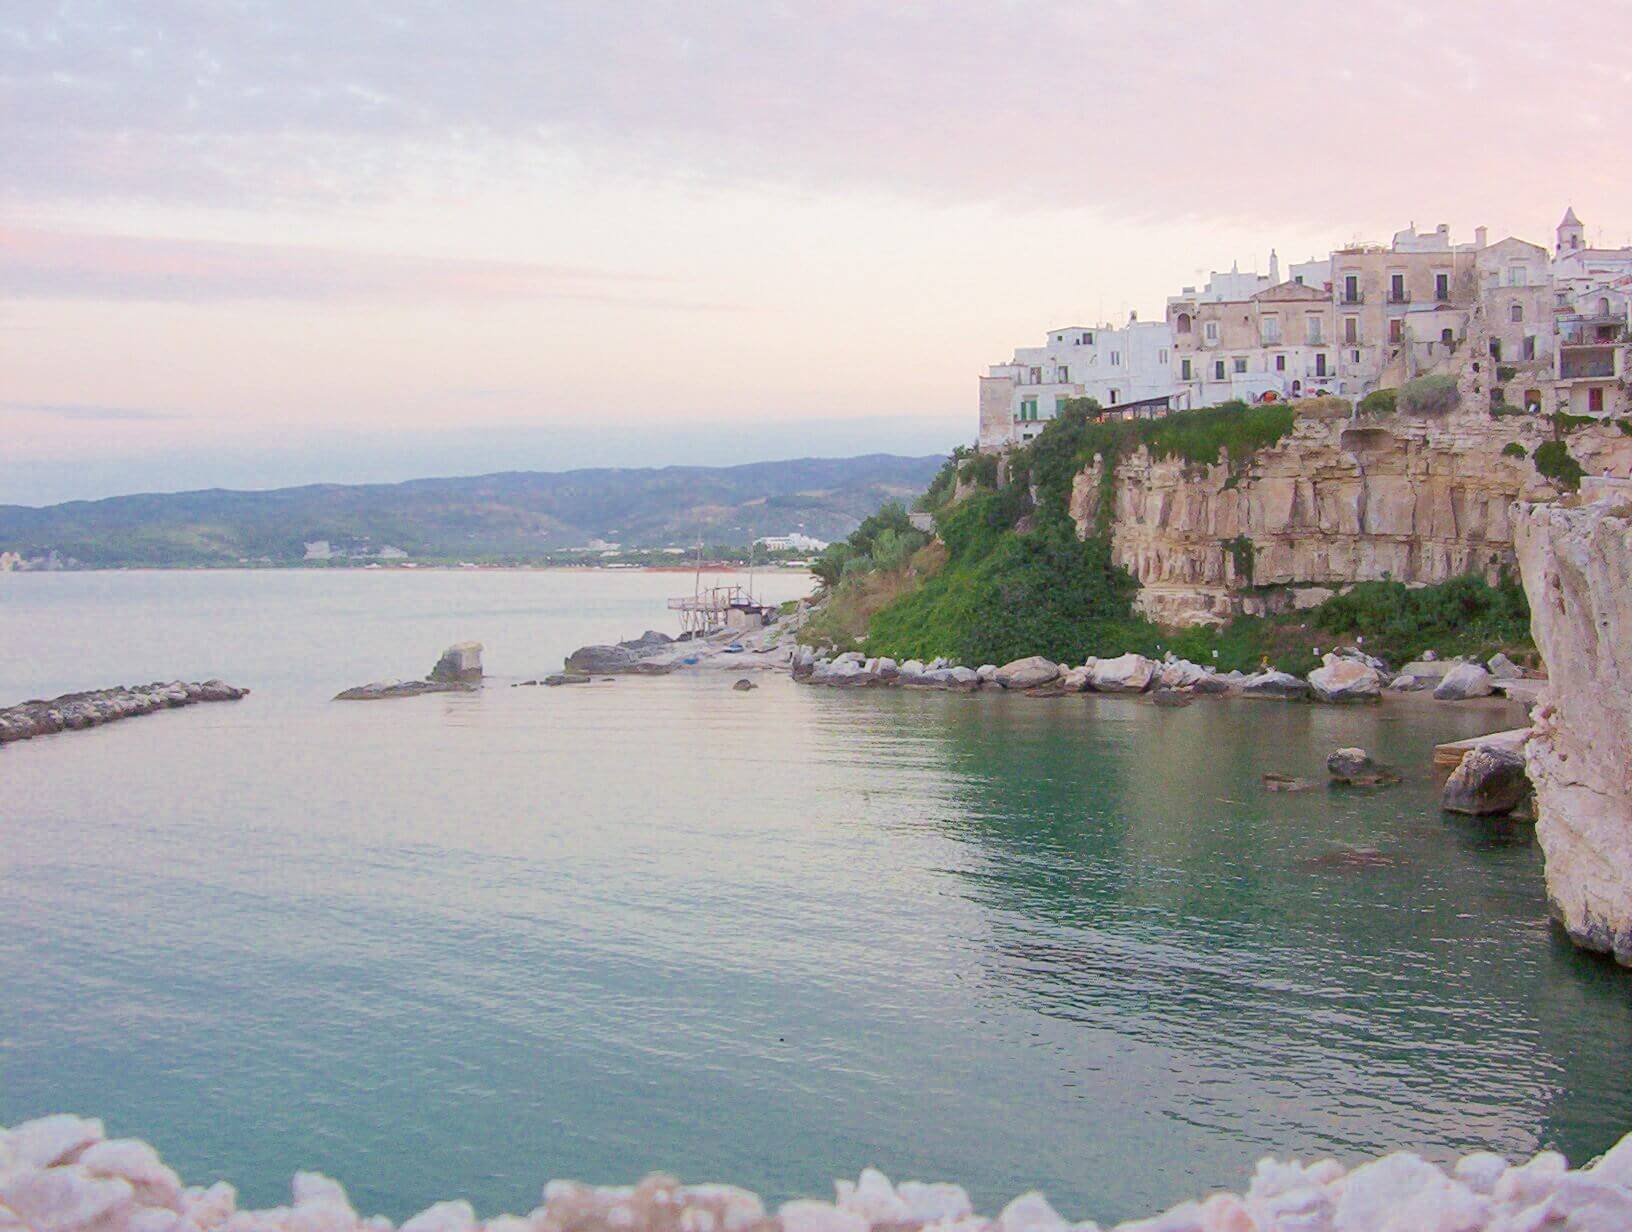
top-left (11, 1114), bottom-right (1632, 1232)
top-left (1088, 654), bottom-right (1155, 694)
top-left (1307, 655), bottom-right (1382, 704)
top-left (1515, 497), bottom-right (1632, 962)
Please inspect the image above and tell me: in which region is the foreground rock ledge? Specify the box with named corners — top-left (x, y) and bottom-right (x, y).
top-left (7, 1114), bottom-right (1632, 1232)
top-left (1515, 497), bottom-right (1632, 963)
top-left (0, 681), bottom-right (248, 744)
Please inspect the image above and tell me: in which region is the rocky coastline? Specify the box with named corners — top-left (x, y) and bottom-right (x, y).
top-left (0, 681), bottom-right (249, 745)
top-left (7, 1112), bottom-right (1632, 1232)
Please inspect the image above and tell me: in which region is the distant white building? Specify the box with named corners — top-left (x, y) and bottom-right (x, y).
top-left (979, 316), bottom-right (1176, 448)
top-left (755, 532), bottom-right (828, 552)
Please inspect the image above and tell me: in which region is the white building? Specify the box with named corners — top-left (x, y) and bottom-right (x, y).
top-left (755, 532), bottom-right (828, 553)
top-left (979, 316), bottom-right (1176, 447)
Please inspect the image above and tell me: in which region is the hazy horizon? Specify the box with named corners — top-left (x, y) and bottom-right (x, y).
top-left (6, 3), bottom-right (1631, 505)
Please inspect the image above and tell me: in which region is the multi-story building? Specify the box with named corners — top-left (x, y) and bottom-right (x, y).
top-left (1168, 260), bottom-right (1337, 408)
top-left (978, 317), bottom-right (1175, 448)
top-left (1549, 208), bottom-right (1632, 418)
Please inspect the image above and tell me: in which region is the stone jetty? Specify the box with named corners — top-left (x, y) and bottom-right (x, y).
top-left (336, 643), bottom-right (484, 701)
top-left (0, 681), bottom-right (248, 746)
top-left (7, 1111), bottom-right (1632, 1232)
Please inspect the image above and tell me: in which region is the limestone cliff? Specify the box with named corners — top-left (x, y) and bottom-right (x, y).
top-left (1515, 496), bottom-right (1632, 963)
top-left (1067, 403), bottom-right (1632, 626)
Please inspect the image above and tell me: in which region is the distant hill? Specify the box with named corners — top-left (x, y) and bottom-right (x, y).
top-left (0, 454), bottom-right (946, 567)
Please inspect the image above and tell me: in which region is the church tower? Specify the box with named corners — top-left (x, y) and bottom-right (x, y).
top-left (1558, 206), bottom-right (1585, 255)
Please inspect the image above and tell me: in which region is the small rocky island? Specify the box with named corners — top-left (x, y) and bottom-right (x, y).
top-left (336, 642), bottom-right (484, 700)
top-left (0, 681), bottom-right (249, 745)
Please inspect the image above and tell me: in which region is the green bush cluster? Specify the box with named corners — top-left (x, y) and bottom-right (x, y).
top-left (1533, 440), bottom-right (1585, 490)
top-left (1399, 374), bottom-right (1460, 415)
top-left (810, 501), bottom-right (928, 587)
top-left (1308, 575), bottom-right (1531, 667)
top-left (1501, 442), bottom-right (1528, 459)
top-left (1357, 388), bottom-right (1397, 416)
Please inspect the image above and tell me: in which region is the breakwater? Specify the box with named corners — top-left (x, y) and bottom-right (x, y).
top-left (6, 1113), bottom-right (1632, 1232)
top-left (0, 681), bottom-right (249, 745)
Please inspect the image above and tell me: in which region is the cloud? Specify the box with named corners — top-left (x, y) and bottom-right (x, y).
top-left (0, 225), bottom-right (740, 307)
top-left (0, 400), bottom-right (187, 422)
top-left (4, 1), bottom-right (1629, 225)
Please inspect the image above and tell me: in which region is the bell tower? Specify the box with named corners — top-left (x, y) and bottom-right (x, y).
top-left (1558, 206), bottom-right (1585, 255)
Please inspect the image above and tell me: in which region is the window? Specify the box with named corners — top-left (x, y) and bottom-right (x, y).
top-left (1343, 274), bottom-right (1359, 303)
top-left (1261, 315), bottom-right (1281, 344)
top-left (1389, 319), bottom-right (1403, 344)
top-left (1158, 348), bottom-right (1169, 365)
top-left (1589, 387), bottom-right (1605, 414)
top-left (1315, 353), bottom-right (1328, 377)
top-left (1508, 267), bottom-right (1527, 287)
top-left (1028, 366), bottom-right (1042, 384)
top-left (1343, 317), bottom-right (1358, 344)
top-left (1213, 360), bottom-right (1226, 380)
top-left (1110, 351), bottom-right (1121, 366)
top-left (1510, 303), bottom-right (1524, 323)
top-left (1080, 332), bottom-right (1094, 345)
top-left (1351, 349), bottom-right (1361, 363)
top-left (1442, 328), bottom-right (1455, 346)
top-left (1275, 354), bottom-right (1286, 372)
top-left (1435, 272), bottom-right (1450, 301)
top-left (1057, 366), bottom-right (1069, 383)
top-left (1204, 321), bottom-right (1219, 343)
top-left (1523, 335), bottom-right (1536, 361)
top-left (1180, 358), bottom-right (1193, 380)
top-left (1109, 389), bottom-right (1120, 405)
top-left (1175, 313), bottom-right (1191, 334)
top-left (1306, 314), bottom-right (1323, 344)
top-left (1019, 398), bottom-right (1037, 421)
top-left (1233, 357), bottom-right (1248, 374)
top-left (1389, 273), bottom-right (1406, 303)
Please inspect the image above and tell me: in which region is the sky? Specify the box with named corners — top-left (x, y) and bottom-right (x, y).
top-left (5, 1), bottom-right (1632, 506)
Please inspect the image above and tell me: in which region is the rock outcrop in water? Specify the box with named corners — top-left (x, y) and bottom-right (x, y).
top-left (0, 681), bottom-right (248, 744)
top-left (336, 643), bottom-right (485, 701)
top-left (1066, 405), bottom-right (1632, 626)
top-left (1515, 496), bottom-right (1632, 962)
top-left (8, 1113), bottom-right (1632, 1232)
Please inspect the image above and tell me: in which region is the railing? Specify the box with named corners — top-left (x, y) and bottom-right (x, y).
top-left (1560, 351), bottom-right (1616, 380)
top-left (1387, 291), bottom-right (1411, 304)
top-left (1340, 292), bottom-right (1364, 305)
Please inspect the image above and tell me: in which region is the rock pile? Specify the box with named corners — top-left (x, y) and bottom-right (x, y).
top-left (336, 644), bottom-right (485, 701)
top-left (7, 1112), bottom-right (1632, 1232)
top-left (0, 681), bottom-right (248, 745)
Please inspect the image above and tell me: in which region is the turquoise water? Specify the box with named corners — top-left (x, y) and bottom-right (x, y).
top-left (2, 570), bottom-right (1630, 1226)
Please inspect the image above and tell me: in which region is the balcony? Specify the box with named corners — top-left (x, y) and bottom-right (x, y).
top-left (1559, 345), bottom-right (1618, 381)
top-left (1340, 292), bottom-right (1364, 305)
top-left (1387, 291), bottom-right (1412, 305)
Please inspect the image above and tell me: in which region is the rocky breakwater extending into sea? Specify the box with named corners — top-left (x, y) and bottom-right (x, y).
top-left (1514, 494), bottom-right (1632, 964)
top-left (0, 681), bottom-right (248, 745)
top-left (560, 619), bottom-right (799, 683)
top-left (10, 1113), bottom-right (1632, 1232)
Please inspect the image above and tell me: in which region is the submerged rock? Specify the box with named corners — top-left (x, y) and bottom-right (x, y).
top-left (1262, 772), bottom-right (1315, 792)
top-left (733, 679), bottom-right (757, 692)
top-left (1443, 745), bottom-right (1531, 817)
top-left (1327, 747), bottom-right (1400, 787)
top-left (1239, 671), bottom-right (1310, 700)
top-left (335, 680), bottom-right (474, 701)
top-left (544, 674), bottom-right (591, 686)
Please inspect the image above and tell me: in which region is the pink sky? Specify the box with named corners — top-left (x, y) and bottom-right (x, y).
top-left (4, 2), bottom-right (1631, 502)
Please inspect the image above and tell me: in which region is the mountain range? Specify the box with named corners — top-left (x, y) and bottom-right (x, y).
top-left (0, 454), bottom-right (944, 567)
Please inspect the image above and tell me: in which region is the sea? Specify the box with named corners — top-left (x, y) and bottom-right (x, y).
top-left (2, 568), bottom-right (1630, 1226)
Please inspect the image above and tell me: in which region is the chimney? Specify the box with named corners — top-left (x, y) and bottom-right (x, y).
top-left (1475, 225), bottom-right (1488, 249)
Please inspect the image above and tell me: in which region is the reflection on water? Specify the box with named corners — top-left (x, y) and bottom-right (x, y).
top-left (1, 570), bottom-right (1629, 1227)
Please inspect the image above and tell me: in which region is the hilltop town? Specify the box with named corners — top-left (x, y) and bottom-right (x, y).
top-left (980, 208), bottom-right (1631, 447)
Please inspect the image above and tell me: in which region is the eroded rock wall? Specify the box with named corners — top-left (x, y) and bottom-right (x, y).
top-left (1067, 406), bottom-right (1632, 626)
top-left (1515, 497), bottom-right (1632, 962)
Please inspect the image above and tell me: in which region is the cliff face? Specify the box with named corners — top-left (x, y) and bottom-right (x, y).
top-left (1515, 497), bottom-right (1632, 963)
top-left (1067, 405), bottom-right (1632, 626)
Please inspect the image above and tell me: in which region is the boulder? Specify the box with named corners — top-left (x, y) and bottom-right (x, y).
top-left (1443, 745), bottom-right (1531, 816)
top-left (976, 664), bottom-right (998, 682)
top-left (1433, 662), bottom-right (1496, 700)
top-left (1240, 670), bottom-right (1310, 700)
top-left (994, 656), bottom-right (1060, 690)
top-left (732, 679), bottom-right (757, 692)
top-left (944, 666), bottom-right (981, 690)
top-left (1089, 653), bottom-right (1155, 694)
top-left (1308, 655), bottom-right (1383, 704)
top-left (1334, 646), bottom-right (1389, 672)
top-left (873, 657), bottom-right (900, 683)
top-left (1157, 659), bottom-right (1210, 689)
top-left (1398, 658), bottom-right (1452, 679)
top-left (1387, 674), bottom-right (1427, 691)
top-left (791, 646), bottom-right (817, 680)
top-left (1058, 666), bottom-right (1092, 693)
top-left (564, 644), bottom-right (645, 673)
top-left (1327, 747), bottom-right (1400, 786)
top-left (429, 642), bottom-right (483, 683)
top-left (1486, 652), bottom-right (1525, 680)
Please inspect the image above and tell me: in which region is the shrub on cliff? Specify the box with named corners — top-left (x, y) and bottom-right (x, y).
top-left (1399, 374), bottom-right (1460, 415)
top-left (1533, 440), bottom-right (1585, 491)
top-left (1358, 388), bottom-right (1397, 417)
top-left (1309, 574), bottom-right (1531, 666)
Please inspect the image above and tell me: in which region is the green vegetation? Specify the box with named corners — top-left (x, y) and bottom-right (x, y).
top-left (1501, 442), bottom-right (1528, 459)
top-left (1497, 364), bottom-right (1518, 383)
top-left (1400, 373), bottom-right (1460, 415)
top-left (1533, 440), bottom-right (1585, 491)
top-left (1551, 410), bottom-right (1598, 434)
top-left (808, 502), bottom-right (929, 588)
top-left (1304, 575), bottom-right (1532, 667)
top-left (1357, 388), bottom-right (1397, 417)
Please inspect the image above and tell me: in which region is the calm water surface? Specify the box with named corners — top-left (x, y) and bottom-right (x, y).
top-left (2, 569), bottom-right (1630, 1225)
